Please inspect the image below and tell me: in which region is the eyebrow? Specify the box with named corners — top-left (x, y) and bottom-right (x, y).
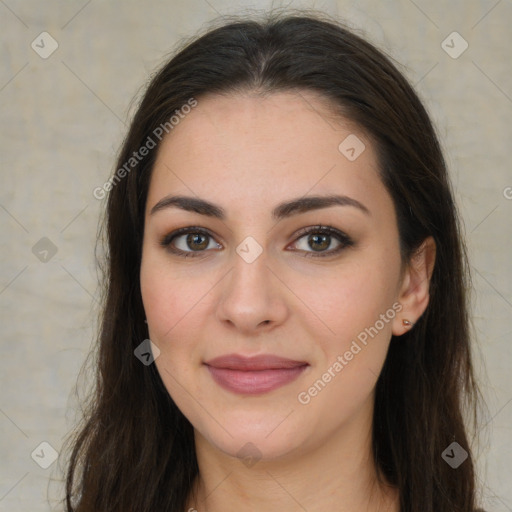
top-left (149, 193), bottom-right (370, 220)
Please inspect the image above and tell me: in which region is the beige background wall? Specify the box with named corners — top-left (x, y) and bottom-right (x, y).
top-left (1, 0), bottom-right (510, 510)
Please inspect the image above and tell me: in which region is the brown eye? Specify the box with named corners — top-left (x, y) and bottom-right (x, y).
top-left (184, 232), bottom-right (209, 251)
top-left (160, 225), bottom-right (353, 259)
top-left (160, 227), bottom-right (221, 257)
top-left (306, 233), bottom-right (332, 252)
top-left (291, 226), bottom-right (354, 258)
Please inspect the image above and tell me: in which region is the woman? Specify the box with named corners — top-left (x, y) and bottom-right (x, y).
top-left (64, 10), bottom-right (485, 512)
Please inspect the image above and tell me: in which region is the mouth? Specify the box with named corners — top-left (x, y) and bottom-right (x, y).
top-left (203, 353), bottom-right (309, 395)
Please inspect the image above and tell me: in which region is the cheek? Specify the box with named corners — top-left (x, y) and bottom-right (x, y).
top-left (290, 253), bottom-right (400, 349)
top-left (289, 254), bottom-right (400, 417)
top-left (294, 276), bottom-right (397, 428)
top-left (140, 254), bottom-right (206, 404)
top-left (140, 250), bottom-right (205, 341)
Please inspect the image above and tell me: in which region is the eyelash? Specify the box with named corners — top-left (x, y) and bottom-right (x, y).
top-left (159, 225), bottom-right (354, 259)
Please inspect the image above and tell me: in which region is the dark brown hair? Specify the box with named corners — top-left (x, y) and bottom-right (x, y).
top-left (63, 10), bottom-right (483, 512)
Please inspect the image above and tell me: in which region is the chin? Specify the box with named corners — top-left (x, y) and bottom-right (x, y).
top-left (194, 414), bottom-right (307, 464)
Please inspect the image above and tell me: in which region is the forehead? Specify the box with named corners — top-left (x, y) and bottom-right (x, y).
top-left (146, 90), bottom-right (389, 221)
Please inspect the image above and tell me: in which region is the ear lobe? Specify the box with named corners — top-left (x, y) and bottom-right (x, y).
top-left (392, 236), bottom-right (436, 336)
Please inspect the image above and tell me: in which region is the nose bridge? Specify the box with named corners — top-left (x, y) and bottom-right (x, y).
top-left (215, 236), bottom-right (287, 331)
top-left (228, 237), bottom-right (272, 303)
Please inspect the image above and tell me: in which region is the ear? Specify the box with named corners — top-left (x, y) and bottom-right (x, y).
top-left (392, 236), bottom-right (436, 336)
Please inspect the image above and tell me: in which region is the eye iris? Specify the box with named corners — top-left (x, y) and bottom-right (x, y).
top-left (187, 233), bottom-right (208, 250)
top-left (309, 233), bottom-right (330, 251)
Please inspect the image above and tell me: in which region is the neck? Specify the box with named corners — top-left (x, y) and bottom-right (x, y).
top-left (185, 399), bottom-right (399, 512)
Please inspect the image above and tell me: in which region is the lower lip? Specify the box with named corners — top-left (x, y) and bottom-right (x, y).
top-left (205, 364), bottom-right (308, 395)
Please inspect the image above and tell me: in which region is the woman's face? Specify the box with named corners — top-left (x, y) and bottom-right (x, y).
top-left (140, 90), bottom-right (410, 463)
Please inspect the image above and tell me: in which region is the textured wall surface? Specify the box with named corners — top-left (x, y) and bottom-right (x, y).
top-left (0, 0), bottom-right (510, 510)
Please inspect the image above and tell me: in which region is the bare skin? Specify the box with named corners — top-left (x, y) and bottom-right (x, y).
top-left (140, 90), bottom-right (435, 512)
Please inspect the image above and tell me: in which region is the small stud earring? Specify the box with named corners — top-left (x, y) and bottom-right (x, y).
top-left (402, 319), bottom-right (413, 327)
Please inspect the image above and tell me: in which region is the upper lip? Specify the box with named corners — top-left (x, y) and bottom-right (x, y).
top-left (204, 353), bottom-right (308, 371)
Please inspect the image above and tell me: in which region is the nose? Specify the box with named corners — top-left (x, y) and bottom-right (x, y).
top-left (215, 248), bottom-right (288, 335)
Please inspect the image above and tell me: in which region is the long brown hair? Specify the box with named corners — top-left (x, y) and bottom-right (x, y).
top-left (63, 10), bottom-right (483, 511)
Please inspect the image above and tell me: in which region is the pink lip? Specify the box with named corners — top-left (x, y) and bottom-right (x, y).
top-left (204, 354), bottom-right (309, 395)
